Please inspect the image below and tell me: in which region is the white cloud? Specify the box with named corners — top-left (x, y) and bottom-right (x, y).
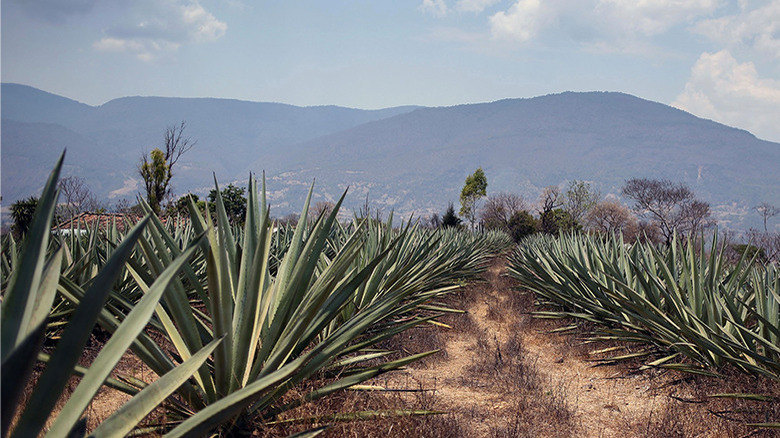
top-left (673, 50), bottom-right (780, 142)
top-left (596, 0), bottom-right (720, 35)
top-left (485, 0), bottom-right (718, 48)
top-left (693, 1), bottom-right (780, 58)
top-left (419, 0), bottom-right (449, 17)
top-left (92, 0), bottom-right (226, 61)
top-left (489, 0), bottom-right (545, 43)
top-left (456, 0), bottom-right (500, 13)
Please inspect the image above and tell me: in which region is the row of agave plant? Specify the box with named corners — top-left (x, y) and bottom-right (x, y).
top-left (508, 232), bottom-right (780, 380)
top-left (1, 153), bottom-right (513, 437)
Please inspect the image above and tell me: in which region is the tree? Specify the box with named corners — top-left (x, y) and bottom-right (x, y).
top-left (426, 212), bottom-right (441, 229)
top-left (481, 192), bottom-right (526, 232)
top-left (139, 149), bottom-right (168, 215)
top-left (507, 210), bottom-right (537, 242)
top-left (537, 186), bottom-right (576, 234)
top-left (57, 176), bottom-right (98, 220)
top-left (166, 193), bottom-right (202, 218)
top-left (540, 208), bottom-right (577, 234)
top-left (756, 202), bottom-right (779, 232)
top-left (139, 121), bottom-right (196, 215)
top-left (441, 202), bottom-right (462, 228)
top-left (310, 201), bottom-right (336, 222)
top-left (209, 184), bottom-right (247, 225)
top-left (586, 200), bottom-right (638, 238)
top-left (10, 196), bottom-right (39, 239)
top-left (621, 178), bottom-right (713, 245)
top-left (460, 168), bottom-right (488, 230)
top-left (746, 228), bottom-right (780, 263)
top-left (113, 198), bottom-right (143, 216)
top-left (564, 180), bottom-right (600, 225)
top-left (537, 186), bottom-right (563, 215)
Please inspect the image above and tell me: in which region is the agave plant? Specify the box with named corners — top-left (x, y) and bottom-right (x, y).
top-left (508, 232), bottom-right (780, 378)
top-left (1, 154), bottom-right (221, 438)
top-left (79, 175), bottom-right (456, 436)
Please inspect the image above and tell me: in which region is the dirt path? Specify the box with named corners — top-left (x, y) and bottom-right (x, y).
top-left (383, 259), bottom-right (676, 437)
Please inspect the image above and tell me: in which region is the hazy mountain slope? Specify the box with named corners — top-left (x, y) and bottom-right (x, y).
top-left (2, 85), bottom-right (777, 229)
top-left (267, 92), bottom-right (779, 228)
top-left (1, 83), bottom-right (418, 204)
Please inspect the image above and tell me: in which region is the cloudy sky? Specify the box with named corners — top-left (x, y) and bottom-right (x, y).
top-left (2, 0), bottom-right (780, 141)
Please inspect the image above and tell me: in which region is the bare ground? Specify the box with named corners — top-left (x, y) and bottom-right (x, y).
top-left (32, 257), bottom-right (780, 437)
top-left (339, 257), bottom-right (780, 437)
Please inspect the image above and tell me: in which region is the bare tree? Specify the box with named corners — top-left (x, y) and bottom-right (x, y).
top-left (426, 212), bottom-right (441, 229)
top-left (58, 176), bottom-right (98, 220)
top-left (481, 192), bottom-right (526, 231)
top-left (537, 186), bottom-right (563, 213)
top-left (278, 213), bottom-right (300, 227)
top-left (622, 178), bottom-right (713, 245)
top-left (682, 199), bottom-right (714, 237)
top-left (756, 202), bottom-right (779, 232)
top-left (309, 201), bottom-right (336, 222)
top-left (586, 200), bottom-right (638, 237)
top-left (163, 121), bottom-right (196, 171)
top-left (139, 121), bottom-right (196, 214)
top-left (746, 228), bottom-right (780, 263)
top-left (537, 186), bottom-right (571, 234)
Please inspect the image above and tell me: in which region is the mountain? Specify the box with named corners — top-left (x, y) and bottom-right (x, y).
top-left (2, 84), bottom-right (778, 230)
top-left (1, 83), bottom-right (419, 204)
top-left (269, 92), bottom-right (779, 228)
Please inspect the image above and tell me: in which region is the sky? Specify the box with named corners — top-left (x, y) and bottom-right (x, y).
top-left (2, 0), bottom-right (780, 142)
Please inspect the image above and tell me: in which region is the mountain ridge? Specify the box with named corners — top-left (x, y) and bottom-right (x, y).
top-left (2, 84), bottom-right (777, 230)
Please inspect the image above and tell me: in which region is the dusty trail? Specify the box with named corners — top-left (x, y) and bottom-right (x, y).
top-left (383, 259), bottom-right (676, 437)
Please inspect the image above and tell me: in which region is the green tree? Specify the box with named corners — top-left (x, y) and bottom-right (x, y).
top-left (540, 208), bottom-right (577, 234)
top-left (208, 184), bottom-right (247, 225)
top-left (138, 121), bottom-right (195, 215)
top-left (507, 210), bottom-right (537, 242)
top-left (139, 148), bottom-right (168, 215)
top-left (10, 196), bottom-right (39, 239)
top-left (459, 167), bottom-right (487, 230)
top-left (441, 202), bottom-right (462, 228)
top-left (564, 180), bottom-right (600, 225)
top-left (167, 193), bottom-right (204, 218)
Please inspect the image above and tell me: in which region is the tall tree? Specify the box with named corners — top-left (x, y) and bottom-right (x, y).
top-left (537, 186), bottom-right (575, 234)
top-left (10, 197), bottom-right (39, 239)
top-left (309, 201), bottom-right (336, 222)
top-left (756, 202), bottom-right (779, 232)
top-left (441, 202), bottom-right (462, 228)
top-left (138, 121), bottom-right (196, 215)
top-left (139, 148), bottom-right (168, 215)
top-left (481, 192), bottom-right (526, 232)
top-left (208, 184), bottom-right (247, 225)
top-left (57, 176), bottom-right (97, 220)
top-left (622, 178), bottom-right (713, 245)
top-left (564, 180), bottom-right (600, 225)
top-left (586, 200), bottom-right (638, 237)
top-left (459, 167), bottom-right (487, 230)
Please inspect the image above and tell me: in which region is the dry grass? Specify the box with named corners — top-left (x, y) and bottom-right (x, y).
top-left (20, 257), bottom-right (780, 437)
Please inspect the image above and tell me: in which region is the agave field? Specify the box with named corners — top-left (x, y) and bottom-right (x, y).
top-left (508, 233), bottom-right (780, 381)
top-left (0, 154), bottom-right (513, 437)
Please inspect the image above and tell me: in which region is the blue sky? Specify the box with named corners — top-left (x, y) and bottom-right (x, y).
top-left (3, 0), bottom-right (780, 142)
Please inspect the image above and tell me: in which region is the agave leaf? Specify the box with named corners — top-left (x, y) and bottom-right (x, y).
top-left (1, 152), bottom-right (64, 360)
top-left (46, 231), bottom-right (207, 437)
top-left (91, 337), bottom-right (223, 437)
top-left (12, 217), bottom-right (152, 438)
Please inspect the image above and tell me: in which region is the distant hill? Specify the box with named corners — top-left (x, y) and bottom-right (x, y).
top-left (2, 84), bottom-right (778, 230)
top-left (1, 82), bottom-right (418, 203)
top-left (270, 92), bottom-right (780, 229)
